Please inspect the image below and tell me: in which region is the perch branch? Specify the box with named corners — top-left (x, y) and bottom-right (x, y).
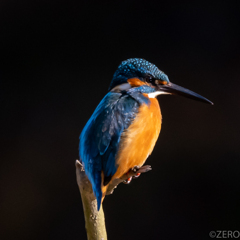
top-left (75, 160), bottom-right (152, 239)
top-left (76, 160), bottom-right (107, 240)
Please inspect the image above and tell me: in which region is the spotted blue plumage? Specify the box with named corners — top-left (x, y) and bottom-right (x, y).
top-left (109, 58), bottom-right (169, 90)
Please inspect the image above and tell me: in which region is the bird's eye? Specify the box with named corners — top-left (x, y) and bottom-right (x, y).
top-left (146, 75), bottom-right (154, 83)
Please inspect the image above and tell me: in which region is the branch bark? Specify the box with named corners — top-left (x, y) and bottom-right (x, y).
top-left (76, 160), bottom-right (107, 240)
top-left (75, 159), bottom-right (152, 240)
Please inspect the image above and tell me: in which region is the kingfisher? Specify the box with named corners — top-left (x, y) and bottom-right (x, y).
top-left (79, 58), bottom-right (213, 210)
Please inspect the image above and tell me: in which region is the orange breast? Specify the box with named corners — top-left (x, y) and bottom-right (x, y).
top-left (114, 96), bottom-right (162, 179)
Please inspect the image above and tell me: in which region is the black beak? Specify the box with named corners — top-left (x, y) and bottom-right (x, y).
top-left (158, 82), bottom-right (213, 105)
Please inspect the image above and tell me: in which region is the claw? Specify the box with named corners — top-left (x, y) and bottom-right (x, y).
top-left (133, 173), bottom-right (141, 179)
top-left (123, 177), bottom-right (132, 184)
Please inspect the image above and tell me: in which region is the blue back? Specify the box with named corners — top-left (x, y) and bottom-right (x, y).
top-left (79, 90), bottom-right (148, 210)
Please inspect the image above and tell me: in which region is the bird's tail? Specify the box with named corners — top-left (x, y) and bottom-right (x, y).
top-left (94, 173), bottom-right (111, 210)
top-left (94, 172), bottom-right (109, 210)
top-left (92, 171), bottom-right (102, 211)
top-left (96, 191), bottom-right (102, 211)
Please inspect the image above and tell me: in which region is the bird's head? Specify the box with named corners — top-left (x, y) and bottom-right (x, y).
top-left (109, 58), bottom-right (213, 104)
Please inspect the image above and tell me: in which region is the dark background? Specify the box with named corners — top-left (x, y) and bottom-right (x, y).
top-left (1, 1), bottom-right (240, 239)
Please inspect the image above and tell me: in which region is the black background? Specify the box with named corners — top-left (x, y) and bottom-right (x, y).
top-left (1, 1), bottom-right (240, 239)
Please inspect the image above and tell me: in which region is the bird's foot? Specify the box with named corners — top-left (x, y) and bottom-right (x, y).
top-left (122, 165), bottom-right (152, 184)
top-left (123, 176), bottom-right (132, 184)
top-left (133, 172), bottom-right (141, 179)
top-left (132, 166), bottom-right (141, 179)
top-left (123, 169), bottom-right (133, 184)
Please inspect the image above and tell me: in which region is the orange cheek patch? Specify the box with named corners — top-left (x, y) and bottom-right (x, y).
top-left (127, 78), bottom-right (146, 87)
top-left (157, 80), bottom-right (168, 85)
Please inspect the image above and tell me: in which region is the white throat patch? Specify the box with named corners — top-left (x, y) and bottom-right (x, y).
top-left (148, 91), bottom-right (171, 98)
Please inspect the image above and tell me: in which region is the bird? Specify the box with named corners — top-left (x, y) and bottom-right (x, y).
top-left (79, 58), bottom-right (213, 210)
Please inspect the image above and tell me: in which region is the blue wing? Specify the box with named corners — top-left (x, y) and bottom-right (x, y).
top-left (79, 91), bottom-right (139, 210)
